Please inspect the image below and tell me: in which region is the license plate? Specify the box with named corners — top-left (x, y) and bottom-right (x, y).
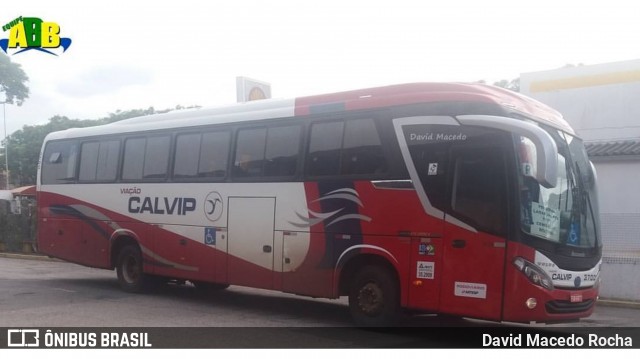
top-left (570, 294), bottom-right (583, 303)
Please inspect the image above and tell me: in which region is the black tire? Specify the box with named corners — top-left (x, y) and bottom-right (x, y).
top-left (116, 245), bottom-right (149, 293)
top-left (349, 265), bottom-right (400, 327)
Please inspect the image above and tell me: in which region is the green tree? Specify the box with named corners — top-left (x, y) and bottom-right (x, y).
top-left (0, 53), bottom-right (29, 105)
top-left (7, 115), bottom-right (86, 185)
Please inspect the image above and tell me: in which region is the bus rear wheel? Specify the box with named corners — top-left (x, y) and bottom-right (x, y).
top-left (116, 245), bottom-right (149, 293)
top-left (348, 265), bottom-right (399, 327)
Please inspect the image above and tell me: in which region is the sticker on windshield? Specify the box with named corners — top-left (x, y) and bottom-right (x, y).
top-left (530, 203), bottom-right (560, 242)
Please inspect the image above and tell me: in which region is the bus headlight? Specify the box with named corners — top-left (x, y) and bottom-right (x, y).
top-left (513, 257), bottom-right (554, 290)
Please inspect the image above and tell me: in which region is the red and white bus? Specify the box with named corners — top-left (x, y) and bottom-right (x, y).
top-left (36, 83), bottom-right (602, 326)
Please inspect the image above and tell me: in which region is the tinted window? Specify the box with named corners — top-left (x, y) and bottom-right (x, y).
top-left (122, 136), bottom-right (170, 181)
top-left (306, 119), bottom-right (386, 177)
top-left (42, 140), bottom-right (78, 184)
top-left (342, 118), bottom-right (386, 175)
top-left (79, 140), bottom-right (120, 182)
top-left (174, 131), bottom-right (230, 179)
top-left (174, 133), bottom-right (201, 178)
top-left (96, 140), bottom-right (120, 181)
top-left (199, 131), bottom-right (230, 179)
top-left (233, 128), bottom-right (267, 178)
top-left (233, 126), bottom-right (301, 179)
top-left (122, 138), bottom-right (146, 180)
top-left (143, 136), bottom-right (170, 179)
top-left (404, 125), bottom-right (506, 214)
top-left (307, 121), bottom-right (343, 176)
top-left (451, 147), bottom-right (507, 235)
top-left (79, 142), bottom-right (100, 181)
top-left (264, 126), bottom-right (300, 177)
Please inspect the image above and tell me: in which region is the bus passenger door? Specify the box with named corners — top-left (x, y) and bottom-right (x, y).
top-left (227, 197), bottom-right (276, 290)
top-left (439, 146), bottom-right (508, 321)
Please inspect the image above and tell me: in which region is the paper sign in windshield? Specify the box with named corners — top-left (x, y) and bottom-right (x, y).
top-left (530, 202), bottom-right (560, 242)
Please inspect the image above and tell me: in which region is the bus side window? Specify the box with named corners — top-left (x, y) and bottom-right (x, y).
top-left (306, 118), bottom-right (387, 177)
top-left (122, 138), bottom-right (146, 181)
top-left (233, 128), bottom-right (267, 178)
top-left (264, 125), bottom-right (301, 177)
top-left (307, 121), bottom-right (344, 177)
top-left (174, 133), bottom-right (202, 178)
top-left (96, 140), bottom-right (120, 181)
top-left (174, 131), bottom-right (230, 180)
top-left (79, 142), bottom-right (100, 181)
top-left (143, 136), bottom-right (170, 179)
top-left (41, 140), bottom-right (78, 184)
top-left (342, 118), bottom-right (387, 175)
top-left (79, 140), bottom-right (119, 182)
top-left (122, 135), bottom-right (170, 181)
top-left (450, 147), bottom-right (507, 236)
top-left (199, 131), bottom-right (230, 179)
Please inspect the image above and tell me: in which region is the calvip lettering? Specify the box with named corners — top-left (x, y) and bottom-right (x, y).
top-left (128, 196), bottom-right (196, 215)
top-left (551, 273), bottom-right (572, 281)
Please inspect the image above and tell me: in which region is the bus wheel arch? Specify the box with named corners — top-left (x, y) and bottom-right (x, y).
top-left (110, 235), bottom-right (151, 293)
top-left (338, 254), bottom-right (401, 327)
top-left (110, 235), bottom-right (140, 269)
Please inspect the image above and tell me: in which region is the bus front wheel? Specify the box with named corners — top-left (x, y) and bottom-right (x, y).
top-left (116, 245), bottom-right (148, 293)
top-left (348, 265), bottom-right (399, 327)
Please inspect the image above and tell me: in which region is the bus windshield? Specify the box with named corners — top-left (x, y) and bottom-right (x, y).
top-left (517, 126), bottom-right (600, 250)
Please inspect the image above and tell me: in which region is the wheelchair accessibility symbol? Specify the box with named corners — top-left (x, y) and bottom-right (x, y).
top-left (205, 227), bottom-right (217, 245)
top-left (568, 222), bottom-right (580, 245)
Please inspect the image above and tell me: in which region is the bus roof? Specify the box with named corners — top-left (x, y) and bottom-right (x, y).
top-left (44, 82), bottom-right (573, 142)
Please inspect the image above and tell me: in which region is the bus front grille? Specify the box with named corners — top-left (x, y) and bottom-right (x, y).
top-left (545, 299), bottom-right (595, 314)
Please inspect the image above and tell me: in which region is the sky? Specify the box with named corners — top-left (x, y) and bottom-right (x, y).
top-left (1, 0), bottom-right (639, 136)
